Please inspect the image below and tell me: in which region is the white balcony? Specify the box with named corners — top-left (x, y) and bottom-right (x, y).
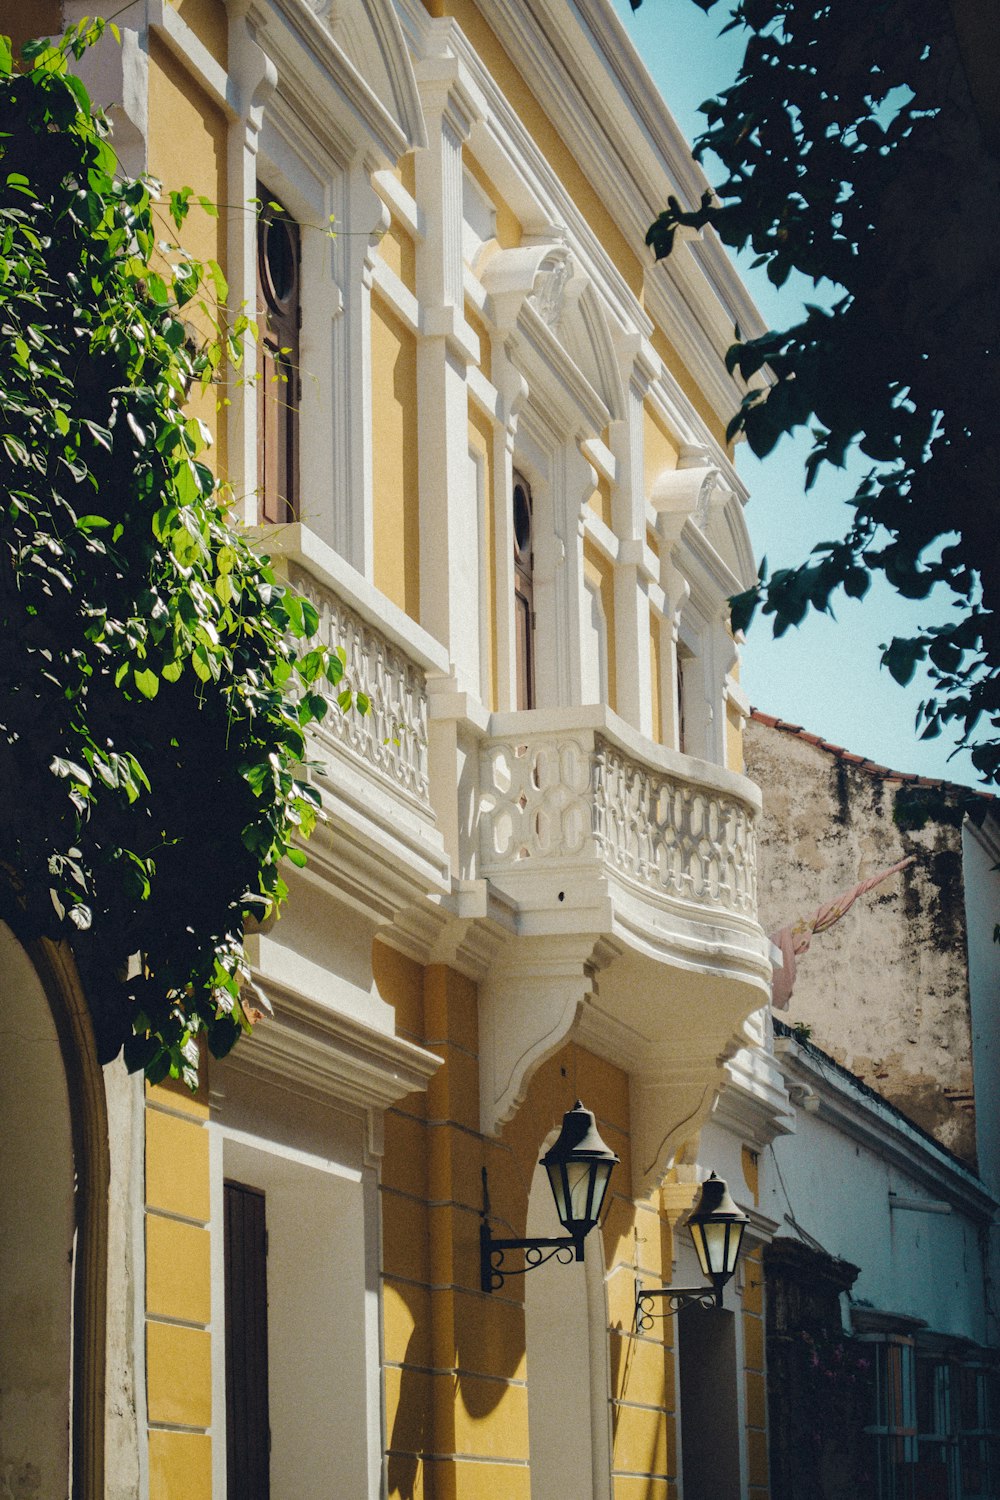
top-left (475, 707), bottom-right (772, 1191)
top-left (480, 706), bottom-right (759, 947)
top-left (238, 526), bottom-right (451, 1075)
top-left (257, 523), bottom-right (451, 910)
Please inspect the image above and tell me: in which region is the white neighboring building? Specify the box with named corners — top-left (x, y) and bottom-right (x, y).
top-left (684, 716), bottom-right (1000, 1499)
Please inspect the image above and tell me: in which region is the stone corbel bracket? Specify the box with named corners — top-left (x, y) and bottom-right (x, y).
top-left (481, 241), bottom-right (575, 337)
top-left (651, 457), bottom-right (731, 550)
top-left (478, 933), bottom-right (621, 1136)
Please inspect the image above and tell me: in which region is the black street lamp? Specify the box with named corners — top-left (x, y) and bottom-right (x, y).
top-left (480, 1100), bottom-right (619, 1294)
top-left (635, 1173), bottom-right (749, 1326)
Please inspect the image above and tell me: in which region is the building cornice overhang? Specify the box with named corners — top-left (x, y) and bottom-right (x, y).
top-left (776, 1036), bottom-right (998, 1225)
top-left (229, 970), bottom-right (442, 1110)
top-left (465, 0), bottom-right (766, 420)
top-left (396, 0), bottom-right (759, 438)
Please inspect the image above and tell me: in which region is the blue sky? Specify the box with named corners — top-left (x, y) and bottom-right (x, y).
top-left (611, 0), bottom-right (979, 787)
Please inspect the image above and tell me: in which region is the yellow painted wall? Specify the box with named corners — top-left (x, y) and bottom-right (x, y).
top-left (397, 152), bottom-right (417, 199)
top-left (726, 695), bottom-right (744, 773)
top-left (371, 293), bottom-right (420, 619)
top-left (649, 327), bottom-right (728, 450)
top-left (166, 0), bottom-right (227, 66)
top-left (463, 151), bottom-right (522, 253)
top-left (588, 473), bottom-right (613, 528)
top-left (584, 540), bottom-right (617, 714)
top-left (725, 657), bottom-right (745, 773)
top-left (374, 938), bottom-right (681, 1499)
top-left (147, 35), bottom-right (227, 469)
top-left (468, 402), bottom-right (498, 709)
top-left (465, 300), bottom-right (493, 383)
top-left (643, 404), bottom-right (679, 503)
top-left (377, 218), bottom-right (417, 295)
top-left (145, 1075), bottom-right (213, 1500)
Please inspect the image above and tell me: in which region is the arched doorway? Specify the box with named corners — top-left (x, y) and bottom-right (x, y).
top-left (0, 921), bottom-right (108, 1497)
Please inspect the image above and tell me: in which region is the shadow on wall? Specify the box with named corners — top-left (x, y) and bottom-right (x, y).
top-left (384, 1035), bottom-right (647, 1495)
top-left (387, 1326), bottom-right (431, 1500)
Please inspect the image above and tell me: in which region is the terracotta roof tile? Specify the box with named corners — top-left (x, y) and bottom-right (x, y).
top-left (749, 708), bottom-right (996, 802)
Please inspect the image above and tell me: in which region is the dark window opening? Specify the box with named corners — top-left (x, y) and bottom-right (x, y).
top-left (513, 471), bottom-right (535, 710)
top-left (256, 188), bottom-right (300, 523)
top-left (224, 1180), bottom-right (271, 1500)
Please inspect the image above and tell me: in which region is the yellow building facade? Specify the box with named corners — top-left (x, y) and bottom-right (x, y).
top-left (1, 1), bottom-right (778, 1497)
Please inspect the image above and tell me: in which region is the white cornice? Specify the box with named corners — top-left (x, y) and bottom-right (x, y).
top-left (776, 1038), bottom-right (997, 1224)
top-left (247, 0), bottom-right (417, 165)
top-left (712, 1041), bottom-right (795, 1149)
top-left (224, 970), bottom-right (442, 1114)
top-left (383, 878), bottom-right (518, 976)
top-left (407, 9), bottom-right (743, 446)
top-left (463, 0), bottom-right (766, 419)
top-left (512, 301), bottom-right (611, 437)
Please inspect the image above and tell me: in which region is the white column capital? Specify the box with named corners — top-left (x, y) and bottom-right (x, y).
top-left (413, 44), bottom-right (486, 142)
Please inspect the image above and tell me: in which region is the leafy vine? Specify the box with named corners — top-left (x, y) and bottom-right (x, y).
top-left (0, 21), bottom-right (363, 1086)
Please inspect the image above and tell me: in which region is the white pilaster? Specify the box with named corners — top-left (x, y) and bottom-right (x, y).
top-left (608, 338), bottom-right (657, 732)
top-left (226, 3), bottom-right (277, 526)
top-left (342, 166), bottom-right (390, 578)
top-left (413, 52), bottom-right (484, 677)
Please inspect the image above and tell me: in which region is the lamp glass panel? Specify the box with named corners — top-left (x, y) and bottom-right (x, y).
top-left (727, 1220), bottom-right (746, 1273)
top-left (546, 1158), bottom-right (613, 1233)
top-left (589, 1159), bottom-right (613, 1222)
top-left (692, 1218), bottom-right (747, 1279)
top-left (692, 1219), bottom-right (729, 1278)
top-left (566, 1160), bottom-right (593, 1223)
top-left (546, 1160), bottom-right (570, 1226)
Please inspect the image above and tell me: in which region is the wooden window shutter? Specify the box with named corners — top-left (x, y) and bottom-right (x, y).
top-left (224, 1180), bottom-right (271, 1500)
top-left (256, 188), bottom-right (300, 523)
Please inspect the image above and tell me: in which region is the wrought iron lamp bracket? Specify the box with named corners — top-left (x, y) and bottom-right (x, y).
top-left (634, 1281), bottom-right (723, 1330)
top-left (480, 1219), bottom-right (584, 1293)
top-left (479, 1166), bottom-right (588, 1294)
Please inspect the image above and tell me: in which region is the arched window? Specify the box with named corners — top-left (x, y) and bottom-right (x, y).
top-left (513, 471), bottom-right (536, 710)
top-left (256, 187), bottom-right (300, 523)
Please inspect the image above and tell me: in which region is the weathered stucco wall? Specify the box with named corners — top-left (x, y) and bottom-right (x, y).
top-left (744, 715), bottom-right (979, 1162)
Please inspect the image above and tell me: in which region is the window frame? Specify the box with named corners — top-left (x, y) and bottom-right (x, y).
top-left (256, 186), bottom-right (301, 525)
top-left (860, 1331), bottom-right (918, 1500)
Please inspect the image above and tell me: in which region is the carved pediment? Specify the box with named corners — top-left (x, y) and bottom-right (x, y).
top-left (482, 244), bottom-right (626, 423)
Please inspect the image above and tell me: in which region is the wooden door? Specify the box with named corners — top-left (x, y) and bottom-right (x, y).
top-left (224, 1180), bottom-right (271, 1500)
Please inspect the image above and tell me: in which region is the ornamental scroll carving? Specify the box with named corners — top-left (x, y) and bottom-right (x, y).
top-left (481, 732), bottom-right (757, 917)
top-left (290, 567), bottom-right (430, 809)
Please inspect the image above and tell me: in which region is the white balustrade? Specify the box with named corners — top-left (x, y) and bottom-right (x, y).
top-left (481, 724), bottom-right (757, 918)
top-left (291, 565), bottom-right (430, 810)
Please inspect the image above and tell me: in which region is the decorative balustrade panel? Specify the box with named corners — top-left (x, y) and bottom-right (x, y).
top-left (593, 739), bottom-right (756, 916)
top-left (481, 731), bottom-right (757, 917)
top-left (291, 567), bottom-right (430, 809)
top-left (481, 735), bottom-right (596, 864)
